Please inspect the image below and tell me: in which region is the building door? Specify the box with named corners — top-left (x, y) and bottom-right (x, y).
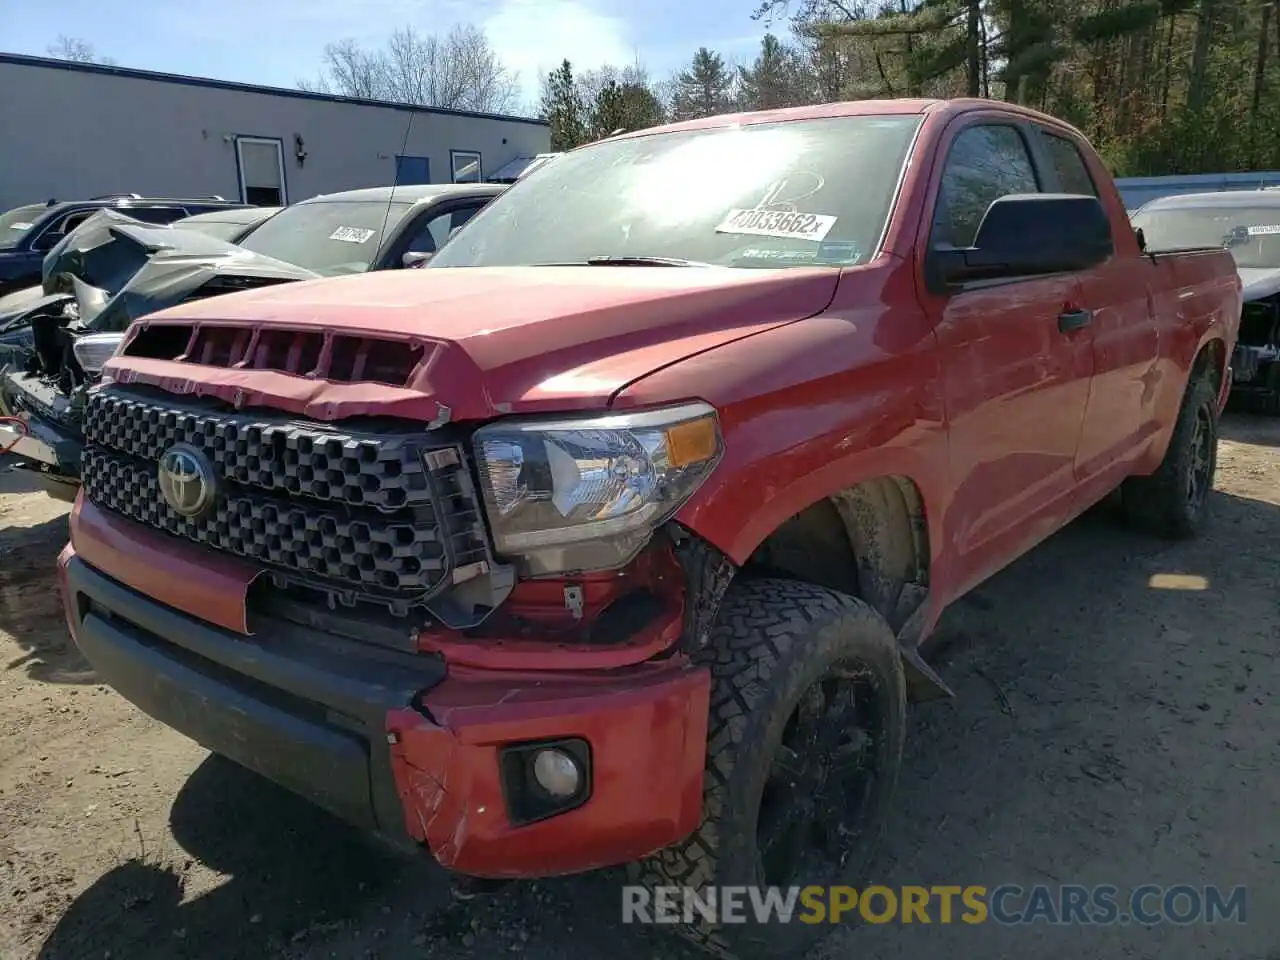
top-left (235, 137), bottom-right (287, 206)
top-left (395, 155), bottom-right (431, 185)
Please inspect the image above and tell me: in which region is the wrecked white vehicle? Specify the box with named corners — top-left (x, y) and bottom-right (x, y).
top-left (0, 209), bottom-right (315, 498)
top-left (1132, 189), bottom-right (1280, 412)
top-left (0, 183), bottom-right (505, 497)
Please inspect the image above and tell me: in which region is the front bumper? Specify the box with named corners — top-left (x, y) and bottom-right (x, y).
top-left (60, 543), bottom-right (710, 877)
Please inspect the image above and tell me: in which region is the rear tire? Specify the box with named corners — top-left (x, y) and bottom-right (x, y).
top-left (629, 578), bottom-right (906, 959)
top-left (1122, 372), bottom-right (1218, 539)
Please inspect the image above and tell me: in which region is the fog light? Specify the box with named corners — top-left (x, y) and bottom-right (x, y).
top-left (532, 748), bottom-right (581, 798)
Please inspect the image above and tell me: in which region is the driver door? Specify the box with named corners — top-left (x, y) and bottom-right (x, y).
top-left (923, 121), bottom-right (1095, 589)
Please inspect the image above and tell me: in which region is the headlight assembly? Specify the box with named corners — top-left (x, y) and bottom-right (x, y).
top-left (472, 401), bottom-right (722, 576)
top-left (71, 331), bottom-right (124, 375)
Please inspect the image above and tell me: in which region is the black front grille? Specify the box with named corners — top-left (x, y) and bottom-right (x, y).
top-left (82, 447), bottom-right (446, 592)
top-left (83, 391), bottom-right (430, 511)
top-left (81, 387), bottom-right (491, 610)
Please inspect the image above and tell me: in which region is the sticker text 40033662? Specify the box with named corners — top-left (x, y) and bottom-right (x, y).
top-left (716, 208), bottom-right (838, 243)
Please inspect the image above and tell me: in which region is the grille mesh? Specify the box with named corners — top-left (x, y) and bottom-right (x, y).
top-left (83, 391), bottom-right (431, 512)
top-left (82, 448), bottom-right (447, 592)
top-left (80, 388), bottom-right (475, 602)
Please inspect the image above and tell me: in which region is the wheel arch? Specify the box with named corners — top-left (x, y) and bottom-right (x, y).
top-left (1193, 336), bottom-right (1227, 399)
top-left (734, 474), bottom-right (951, 703)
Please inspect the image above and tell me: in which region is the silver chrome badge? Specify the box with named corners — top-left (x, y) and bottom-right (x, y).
top-left (157, 443), bottom-right (217, 519)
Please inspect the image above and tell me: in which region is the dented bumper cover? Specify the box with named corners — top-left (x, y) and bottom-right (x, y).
top-left (60, 533), bottom-right (710, 877)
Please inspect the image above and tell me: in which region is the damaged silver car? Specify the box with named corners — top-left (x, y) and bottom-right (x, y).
top-left (0, 182), bottom-right (504, 498)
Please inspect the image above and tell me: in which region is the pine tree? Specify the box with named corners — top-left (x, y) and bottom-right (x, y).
top-left (738, 33), bottom-right (812, 108)
top-left (539, 60), bottom-right (587, 150)
top-left (672, 48), bottom-right (737, 119)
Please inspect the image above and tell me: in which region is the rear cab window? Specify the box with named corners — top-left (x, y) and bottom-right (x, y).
top-left (930, 124), bottom-right (1040, 249)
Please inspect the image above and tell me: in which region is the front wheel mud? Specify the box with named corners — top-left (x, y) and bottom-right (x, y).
top-left (1123, 372), bottom-right (1219, 539)
top-left (630, 578), bottom-right (906, 959)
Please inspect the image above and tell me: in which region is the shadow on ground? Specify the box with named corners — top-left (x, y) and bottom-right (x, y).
top-left (34, 755), bottom-right (421, 960)
top-left (1221, 408), bottom-right (1280, 447)
top-left (30, 487), bottom-right (1280, 960)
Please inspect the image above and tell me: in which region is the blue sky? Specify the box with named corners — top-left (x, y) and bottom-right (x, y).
top-left (1, 0), bottom-right (776, 110)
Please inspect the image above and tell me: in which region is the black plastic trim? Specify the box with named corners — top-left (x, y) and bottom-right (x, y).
top-left (65, 556), bottom-right (447, 845)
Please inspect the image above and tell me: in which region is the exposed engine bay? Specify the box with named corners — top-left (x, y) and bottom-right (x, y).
top-left (1231, 294), bottom-right (1280, 404)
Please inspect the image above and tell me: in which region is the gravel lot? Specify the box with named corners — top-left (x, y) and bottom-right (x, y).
top-left (1, 416), bottom-right (1278, 960)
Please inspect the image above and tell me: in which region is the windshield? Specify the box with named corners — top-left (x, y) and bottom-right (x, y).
top-left (1132, 204), bottom-right (1280, 269)
top-left (430, 115), bottom-right (922, 270)
top-left (238, 200), bottom-right (414, 275)
top-left (0, 203), bottom-right (49, 251)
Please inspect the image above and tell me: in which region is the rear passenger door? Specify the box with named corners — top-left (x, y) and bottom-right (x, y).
top-left (923, 120), bottom-right (1095, 586)
top-left (1036, 126), bottom-right (1160, 490)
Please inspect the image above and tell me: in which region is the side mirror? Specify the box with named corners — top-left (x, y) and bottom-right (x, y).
top-left (402, 251), bottom-right (433, 269)
top-left (934, 194), bottom-right (1114, 288)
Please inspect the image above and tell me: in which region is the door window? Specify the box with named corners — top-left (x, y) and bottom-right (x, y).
top-left (122, 207), bottom-right (189, 224)
top-left (1041, 131), bottom-right (1099, 198)
top-left (403, 204), bottom-right (486, 256)
top-left (32, 210), bottom-right (94, 250)
top-left (931, 125), bottom-right (1040, 249)
top-left (236, 137), bottom-right (287, 206)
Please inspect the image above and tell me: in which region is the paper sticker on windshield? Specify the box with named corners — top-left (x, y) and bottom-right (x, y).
top-left (716, 208), bottom-right (837, 243)
top-left (1247, 224), bottom-right (1280, 236)
top-left (329, 226), bottom-right (376, 244)
top-left (7, 222), bottom-right (33, 231)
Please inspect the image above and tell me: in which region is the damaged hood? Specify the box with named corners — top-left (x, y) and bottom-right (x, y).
top-left (85, 250), bottom-right (319, 334)
top-left (105, 265), bottom-right (842, 420)
top-left (1239, 266), bottom-right (1280, 302)
top-left (40, 207), bottom-right (319, 333)
top-left (0, 285), bottom-right (43, 322)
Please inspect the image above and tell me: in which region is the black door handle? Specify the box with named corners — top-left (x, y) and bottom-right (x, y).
top-left (1058, 308), bottom-right (1093, 333)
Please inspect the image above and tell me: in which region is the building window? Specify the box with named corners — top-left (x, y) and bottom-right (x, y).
top-left (450, 150), bottom-right (482, 183)
top-left (235, 136), bottom-right (288, 206)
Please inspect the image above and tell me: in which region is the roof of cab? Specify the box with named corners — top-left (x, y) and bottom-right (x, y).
top-left (1141, 190), bottom-right (1280, 209)
top-left (297, 183), bottom-right (507, 205)
top-left (603, 96), bottom-right (1087, 145)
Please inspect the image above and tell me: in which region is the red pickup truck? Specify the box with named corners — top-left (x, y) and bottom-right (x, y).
top-left (59, 99), bottom-right (1239, 958)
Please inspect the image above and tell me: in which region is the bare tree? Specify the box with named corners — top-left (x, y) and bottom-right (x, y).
top-left (302, 25), bottom-right (520, 114)
top-left (47, 35), bottom-right (116, 65)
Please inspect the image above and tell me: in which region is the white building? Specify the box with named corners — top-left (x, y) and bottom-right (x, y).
top-left (0, 52), bottom-right (550, 209)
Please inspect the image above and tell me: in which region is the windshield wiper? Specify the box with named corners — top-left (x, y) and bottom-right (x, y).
top-left (530, 256), bottom-right (714, 267)
top-left (585, 255), bottom-right (713, 267)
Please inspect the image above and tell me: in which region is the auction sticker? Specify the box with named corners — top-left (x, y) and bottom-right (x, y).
top-left (329, 226), bottom-right (377, 243)
top-left (716, 208), bottom-right (837, 242)
top-left (1247, 224), bottom-right (1280, 236)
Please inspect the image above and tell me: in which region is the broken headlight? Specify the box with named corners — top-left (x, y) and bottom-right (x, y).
top-left (472, 402), bottom-right (722, 576)
top-left (71, 332), bottom-right (124, 375)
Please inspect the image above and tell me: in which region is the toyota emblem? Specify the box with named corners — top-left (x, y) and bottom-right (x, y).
top-left (157, 443), bottom-right (217, 519)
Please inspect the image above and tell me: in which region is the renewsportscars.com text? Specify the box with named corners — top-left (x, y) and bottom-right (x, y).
top-left (622, 884), bottom-right (1248, 926)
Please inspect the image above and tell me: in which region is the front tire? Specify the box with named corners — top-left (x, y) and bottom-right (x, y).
top-left (631, 579), bottom-right (906, 959)
top-left (1122, 372), bottom-right (1219, 539)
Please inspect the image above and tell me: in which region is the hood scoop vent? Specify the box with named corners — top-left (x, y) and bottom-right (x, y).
top-left (122, 322), bottom-right (426, 387)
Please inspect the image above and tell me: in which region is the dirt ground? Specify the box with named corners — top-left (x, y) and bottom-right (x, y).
top-left (1, 417), bottom-right (1278, 960)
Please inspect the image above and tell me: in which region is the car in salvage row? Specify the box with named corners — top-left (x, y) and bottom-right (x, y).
top-left (0, 182), bottom-right (505, 499)
top-left (11, 98), bottom-right (1245, 959)
top-left (1131, 188), bottom-right (1280, 413)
